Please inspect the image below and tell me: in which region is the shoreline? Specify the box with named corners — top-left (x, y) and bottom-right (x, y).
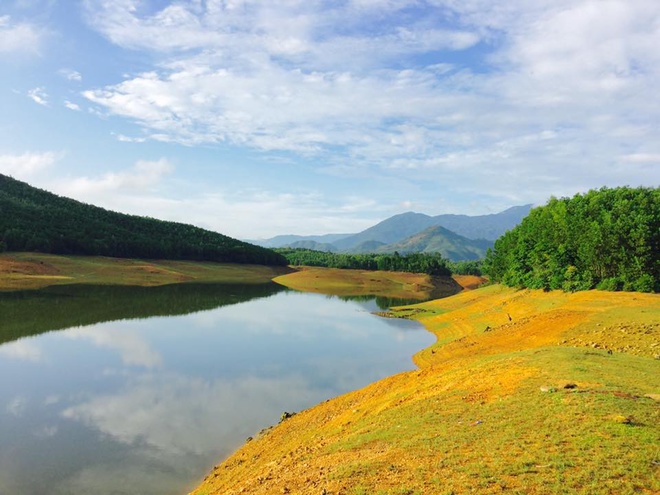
top-left (190, 285), bottom-right (659, 495)
top-left (0, 252), bottom-right (292, 291)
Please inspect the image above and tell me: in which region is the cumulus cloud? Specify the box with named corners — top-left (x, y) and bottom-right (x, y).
top-left (58, 68), bottom-right (83, 81)
top-left (64, 325), bottom-right (163, 369)
top-left (64, 100), bottom-right (81, 111)
top-left (59, 158), bottom-right (174, 197)
top-left (0, 15), bottom-right (43, 55)
top-left (74, 0), bottom-right (660, 218)
top-left (0, 151), bottom-right (60, 179)
top-left (0, 340), bottom-right (43, 362)
top-left (61, 371), bottom-right (325, 457)
top-left (27, 86), bottom-right (49, 106)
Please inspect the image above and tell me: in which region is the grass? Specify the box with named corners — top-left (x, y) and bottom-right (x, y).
top-left (0, 252), bottom-right (291, 291)
top-left (191, 285), bottom-right (659, 495)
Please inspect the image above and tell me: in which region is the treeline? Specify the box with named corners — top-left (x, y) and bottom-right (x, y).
top-left (484, 187), bottom-right (659, 292)
top-left (275, 248), bottom-right (483, 276)
top-left (0, 174), bottom-right (287, 266)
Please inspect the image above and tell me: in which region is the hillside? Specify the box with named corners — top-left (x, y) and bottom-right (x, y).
top-left (333, 212), bottom-right (437, 250)
top-left (375, 225), bottom-right (493, 261)
top-left (287, 240), bottom-right (339, 252)
top-left (485, 187), bottom-right (659, 292)
top-left (192, 285), bottom-right (660, 495)
top-left (0, 174), bottom-right (286, 266)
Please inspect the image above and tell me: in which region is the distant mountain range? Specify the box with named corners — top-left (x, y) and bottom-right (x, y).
top-left (252, 205), bottom-right (533, 261)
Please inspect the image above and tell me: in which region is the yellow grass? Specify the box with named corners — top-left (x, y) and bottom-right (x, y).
top-left (191, 285), bottom-right (660, 495)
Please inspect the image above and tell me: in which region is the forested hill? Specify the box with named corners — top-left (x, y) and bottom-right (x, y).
top-left (484, 186), bottom-right (659, 292)
top-left (0, 174), bottom-right (287, 266)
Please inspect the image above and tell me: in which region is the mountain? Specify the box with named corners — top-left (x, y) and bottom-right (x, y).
top-left (0, 174), bottom-right (287, 266)
top-left (251, 233), bottom-right (352, 248)
top-left (333, 205), bottom-right (532, 252)
top-left (287, 240), bottom-right (339, 252)
top-left (333, 212), bottom-right (436, 251)
top-left (256, 205), bottom-right (532, 261)
top-left (375, 225), bottom-right (493, 261)
top-left (431, 205), bottom-right (534, 240)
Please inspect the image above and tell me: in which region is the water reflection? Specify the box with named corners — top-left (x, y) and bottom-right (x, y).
top-left (0, 282), bottom-right (286, 346)
top-left (0, 285), bottom-right (433, 495)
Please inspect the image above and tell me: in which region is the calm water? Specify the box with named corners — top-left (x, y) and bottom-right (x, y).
top-left (0, 283), bottom-right (433, 495)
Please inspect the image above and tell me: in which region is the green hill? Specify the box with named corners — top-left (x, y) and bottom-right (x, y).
top-left (375, 225), bottom-right (492, 261)
top-left (0, 174), bottom-right (287, 266)
top-left (485, 186), bottom-right (659, 292)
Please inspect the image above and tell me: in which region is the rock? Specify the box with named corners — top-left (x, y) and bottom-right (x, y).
top-left (563, 383), bottom-right (578, 389)
top-left (280, 411), bottom-right (297, 422)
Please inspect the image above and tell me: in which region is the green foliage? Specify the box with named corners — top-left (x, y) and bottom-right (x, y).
top-left (276, 248), bottom-right (452, 276)
top-left (447, 259), bottom-right (483, 276)
top-left (0, 174), bottom-right (287, 266)
top-left (484, 187), bottom-right (660, 292)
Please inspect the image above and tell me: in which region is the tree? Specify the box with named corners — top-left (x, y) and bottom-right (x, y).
top-left (484, 187), bottom-right (659, 293)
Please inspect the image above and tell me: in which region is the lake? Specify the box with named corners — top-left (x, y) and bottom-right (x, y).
top-left (0, 283), bottom-right (434, 495)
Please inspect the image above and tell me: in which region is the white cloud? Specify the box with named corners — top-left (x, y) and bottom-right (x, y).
top-left (0, 15), bottom-right (43, 55)
top-left (52, 180), bottom-right (377, 239)
top-left (27, 86), bottom-right (49, 106)
top-left (59, 68), bottom-right (83, 81)
top-left (0, 340), bottom-right (43, 362)
top-left (0, 151), bottom-right (59, 180)
top-left (61, 371), bottom-right (325, 457)
top-left (64, 100), bottom-right (81, 111)
top-left (621, 153), bottom-right (660, 164)
top-left (64, 324), bottom-right (163, 369)
top-left (6, 396), bottom-right (27, 417)
top-left (58, 158), bottom-right (174, 197)
top-left (5, 0), bottom-right (641, 236)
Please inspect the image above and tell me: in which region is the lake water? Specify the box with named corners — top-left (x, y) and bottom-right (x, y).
top-left (0, 283), bottom-right (434, 495)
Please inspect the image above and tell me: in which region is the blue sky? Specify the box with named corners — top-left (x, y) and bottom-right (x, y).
top-left (1, 0), bottom-right (658, 239)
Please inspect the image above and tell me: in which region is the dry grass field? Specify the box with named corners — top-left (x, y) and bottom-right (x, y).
top-left (0, 252), bottom-right (289, 290)
top-left (192, 284), bottom-right (659, 495)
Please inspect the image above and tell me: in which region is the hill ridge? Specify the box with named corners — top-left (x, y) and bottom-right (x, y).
top-left (0, 174), bottom-right (286, 266)
top-left (255, 205), bottom-right (532, 258)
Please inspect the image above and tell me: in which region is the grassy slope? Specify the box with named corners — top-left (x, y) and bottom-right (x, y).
top-left (192, 285), bottom-right (659, 495)
top-left (0, 252), bottom-right (291, 291)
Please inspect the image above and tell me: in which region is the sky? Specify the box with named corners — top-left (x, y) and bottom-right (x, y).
top-left (0, 0), bottom-right (659, 240)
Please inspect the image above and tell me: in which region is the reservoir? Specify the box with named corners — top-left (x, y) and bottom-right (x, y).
top-left (0, 283), bottom-right (434, 495)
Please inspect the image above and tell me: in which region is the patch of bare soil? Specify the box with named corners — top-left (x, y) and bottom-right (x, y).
top-left (0, 255), bottom-right (60, 276)
top-left (452, 274), bottom-right (487, 290)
